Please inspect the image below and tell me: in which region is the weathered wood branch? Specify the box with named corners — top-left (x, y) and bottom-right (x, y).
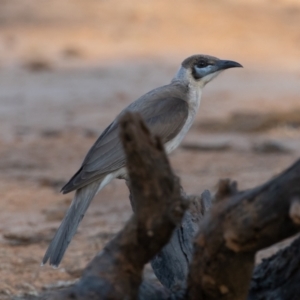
top-left (248, 234), bottom-right (300, 300)
top-left (46, 112), bottom-right (188, 300)
top-left (28, 112), bottom-right (300, 300)
top-left (150, 190), bottom-right (211, 293)
top-left (187, 160), bottom-right (300, 300)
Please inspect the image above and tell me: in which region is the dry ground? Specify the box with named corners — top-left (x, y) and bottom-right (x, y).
top-left (0, 0), bottom-right (300, 298)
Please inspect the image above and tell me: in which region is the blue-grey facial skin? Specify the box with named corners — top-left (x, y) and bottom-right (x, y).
top-left (193, 65), bottom-right (218, 79)
top-left (193, 60), bottom-right (242, 80)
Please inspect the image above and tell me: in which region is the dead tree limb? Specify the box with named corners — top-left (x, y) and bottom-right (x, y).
top-left (248, 235), bottom-right (300, 300)
top-left (150, 190), bottom-right (211, 292)
top-left (29, 112), bottom-right (300, 300)
top-left (47, 112), bottom-right (188, 300)
top-left (187, 160), bottom-right (300, 300)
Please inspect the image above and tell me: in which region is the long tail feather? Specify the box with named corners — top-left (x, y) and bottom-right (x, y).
top-left (42, 181), bottom-right (100, 267)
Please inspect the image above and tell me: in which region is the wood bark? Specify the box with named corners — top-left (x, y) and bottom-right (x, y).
top-left (187, 162), bottom-right (300, 300)
top-left (248, 235), bottom-right (300, 300)
top-left (150, 190), bottom-right (211, 293)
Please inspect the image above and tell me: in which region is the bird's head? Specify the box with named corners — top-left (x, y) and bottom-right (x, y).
top-left (174, 54), bottom-right (242, 87)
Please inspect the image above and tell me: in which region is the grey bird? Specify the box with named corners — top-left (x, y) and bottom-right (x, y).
top-left (42, 54), bottom-right (242, 267)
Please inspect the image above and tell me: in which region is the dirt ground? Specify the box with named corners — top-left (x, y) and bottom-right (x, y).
top-left (0, 0), bottom-right (300, 298)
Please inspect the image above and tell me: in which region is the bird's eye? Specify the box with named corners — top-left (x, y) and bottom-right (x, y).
top-left (197, 60), bottom-right (208, 68)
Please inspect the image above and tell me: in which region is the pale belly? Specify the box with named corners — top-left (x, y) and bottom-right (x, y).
top-left (165, 89), bottom-right (202, 154)
top-left (165, 111), bottom-right (196, 154)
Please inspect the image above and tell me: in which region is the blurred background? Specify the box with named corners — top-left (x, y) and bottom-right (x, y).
top-left (0, 0), bottom-right (300, 297)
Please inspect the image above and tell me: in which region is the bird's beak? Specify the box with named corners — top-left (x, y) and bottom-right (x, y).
top-left (217, 60), bottom-right (243, 70)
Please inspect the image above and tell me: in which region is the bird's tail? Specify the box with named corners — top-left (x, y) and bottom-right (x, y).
top-left (42, 181), bottom-right (101, 267)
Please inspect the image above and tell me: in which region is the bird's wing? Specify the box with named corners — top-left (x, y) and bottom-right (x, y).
top-left (61, 83), bottom-right (189, 193)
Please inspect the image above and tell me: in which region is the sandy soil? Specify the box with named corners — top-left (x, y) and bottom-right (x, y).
top-left (0, 0), bottom-right (300, 298)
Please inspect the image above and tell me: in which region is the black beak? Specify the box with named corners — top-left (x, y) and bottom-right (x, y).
top-left (217, 60), bottom-right (243, 70)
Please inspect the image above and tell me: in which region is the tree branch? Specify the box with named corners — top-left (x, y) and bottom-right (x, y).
top-left (249, 235), bottom-right (300, 300)
top-left (45, 112), bottom-right (187, 300)
top-left (28, 113), bottom-right (300, 300)
top-left (187, 160), bottom-right (300, 300)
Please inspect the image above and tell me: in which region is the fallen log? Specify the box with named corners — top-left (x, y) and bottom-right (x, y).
top-left (187, 161), bottom-right (300, 300)
top-left (150, 190), bottom-right (211, 293)
top-left (29, 113), bottom-right (300, 300)
top-left (249, 235), bottom-right (300, 300)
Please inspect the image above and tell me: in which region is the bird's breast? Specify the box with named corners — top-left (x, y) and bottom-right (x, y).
top-left (165, 89), bottom-right (202, 154)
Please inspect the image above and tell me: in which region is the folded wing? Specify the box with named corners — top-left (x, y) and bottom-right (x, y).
top-left (61, 83), bottom-right (189, 193)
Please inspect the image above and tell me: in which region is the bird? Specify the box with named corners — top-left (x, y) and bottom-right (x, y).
top-left (42, 54), bottom-right (242, 267)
